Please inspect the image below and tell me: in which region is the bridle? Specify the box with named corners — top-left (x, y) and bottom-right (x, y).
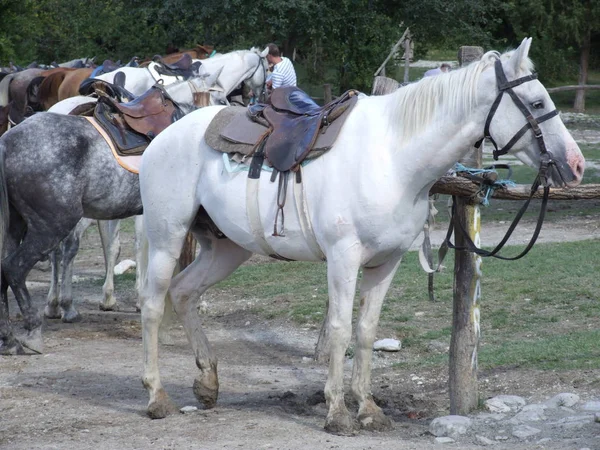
top-left (444, 58), bottom-right (561, 261)
top-left (243, 53), bottom-right (268, 102)
top-left (476, 59), bottom-right (559, 170)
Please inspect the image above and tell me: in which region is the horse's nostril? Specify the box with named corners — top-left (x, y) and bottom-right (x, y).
top-left (577, 162), bottom-right (585, 179)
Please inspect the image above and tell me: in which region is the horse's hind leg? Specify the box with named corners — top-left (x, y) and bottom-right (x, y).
top-left (97, 219), bottom-right (121, 311)
top-left (168, 229), bottom-right (251, 409)
top-left (44, 248), bottom-right (62, 319)
top-left (0, 272), bottom-right (24, 354)
top-left (352, 257), bottom-right (401, 431)
top-left (2, 227), bottom-right (68, 354)
top-left (0, 210), bottom-right (26, 353)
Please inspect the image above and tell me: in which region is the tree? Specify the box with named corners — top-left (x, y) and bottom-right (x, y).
top-left (498, 0), bottom-right (600, 111)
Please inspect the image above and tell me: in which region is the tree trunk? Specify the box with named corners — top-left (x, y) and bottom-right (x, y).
top-left (574, 29), bottom-right (591, 113)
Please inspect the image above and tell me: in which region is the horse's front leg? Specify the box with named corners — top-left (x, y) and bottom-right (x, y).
top-left (352, 257), bottom-right (402, 431)
top-left (140, 247), bottom-right (180, 419)
top-left (134, 215), bottom-right (145, 312)
top-left (323, 244), bottom-right (361, 435)
top-left (98, 219), bottom-right (121, 311)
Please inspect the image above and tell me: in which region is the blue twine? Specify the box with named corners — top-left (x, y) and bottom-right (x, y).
top-left (453, 162), bottom-right (516, 206)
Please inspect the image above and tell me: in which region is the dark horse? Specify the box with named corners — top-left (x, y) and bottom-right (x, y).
top-left (0, 74), bottom-right (225, 354)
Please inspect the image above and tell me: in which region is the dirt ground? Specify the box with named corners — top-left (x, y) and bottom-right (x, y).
top-left (0, 214), bottom-right (599, 450)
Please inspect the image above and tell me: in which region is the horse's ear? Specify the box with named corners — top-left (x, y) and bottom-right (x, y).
top-left (507, 37), bottom-right (532, 76)
top-left (206, 66), bottom-right (224, 87)
top-left (260, 47), bottom-right (269, 58)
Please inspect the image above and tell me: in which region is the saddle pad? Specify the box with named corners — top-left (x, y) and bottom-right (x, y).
top-left (84, 117), bottom-right (141, 173)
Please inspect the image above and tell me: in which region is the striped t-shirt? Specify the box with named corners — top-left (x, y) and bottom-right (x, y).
top-left (270, 57), bottom-right (297, 89)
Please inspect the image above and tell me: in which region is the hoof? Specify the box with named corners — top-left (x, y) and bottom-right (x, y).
top-left (17, 327), bottom-right (43, 354)
top-left (324, 411), bottom-right (357, 436)
top-left (147, 389), bottom-right (178, 419)
top-left (193, 376), bottom-right (218, 409)
top-left (99, 302), bottom-right (117, 312)
top-left (358, 410), bottom-right (393, 431)
top-left (44, 305), bottom-right (62, 320)
top-left (0, 337), bottom-right (25, 355)
top-left (61, 309), bottom-right (82, 323)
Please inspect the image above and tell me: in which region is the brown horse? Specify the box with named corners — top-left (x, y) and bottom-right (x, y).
top-left (57, 68), bottom-right (95, 101)
top-left (3, 68), bottom-right (45, 123)
top-left (140, 44), bottom-right (215, 67)
top-left (28, 67), bottom-right (78, 111)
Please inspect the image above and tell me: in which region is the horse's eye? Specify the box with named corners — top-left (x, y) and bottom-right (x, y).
top-left (532, 101), bottom-right (544, 110)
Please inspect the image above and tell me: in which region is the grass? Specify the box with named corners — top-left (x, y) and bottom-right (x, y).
top-left (200, 239), bottom-right (600, 373)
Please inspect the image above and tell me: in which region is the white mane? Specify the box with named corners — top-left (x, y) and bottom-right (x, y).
top-left (389, 49), bottom-right (533, 145)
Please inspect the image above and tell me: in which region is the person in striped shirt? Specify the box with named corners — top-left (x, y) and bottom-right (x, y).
top-left (265, 43), bottom-right (297, 91)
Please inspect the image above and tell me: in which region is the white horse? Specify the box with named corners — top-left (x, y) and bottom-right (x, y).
top-left (137, 39), bottom-right (584, 433)
top-left (197, 47), bottom-right (269, 99)
top-left (43, 71), bottom-right (225, 322)
top-left (91, 47), bottom-right (267, 100)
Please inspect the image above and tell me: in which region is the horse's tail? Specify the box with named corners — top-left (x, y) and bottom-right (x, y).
top-left (0, 139), bottom-right (9, 272)
top-left (0, 73), bottom-right (14, 107)
top-left (39, 71), bottom-right (68, 110)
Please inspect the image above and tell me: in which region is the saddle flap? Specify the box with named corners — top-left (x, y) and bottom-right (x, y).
top-left (263, 108), bottom-right (322, 171)
top-left (111, 87), bottom-right (169, 118)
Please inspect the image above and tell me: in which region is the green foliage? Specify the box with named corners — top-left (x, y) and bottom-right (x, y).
top-left (0, 0), bottom-right (598, 94)
top-left (495, 0), bottom-right (600, 82)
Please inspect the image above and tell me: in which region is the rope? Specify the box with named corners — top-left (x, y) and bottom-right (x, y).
top-left (453, 162), bottom-right (516, 206)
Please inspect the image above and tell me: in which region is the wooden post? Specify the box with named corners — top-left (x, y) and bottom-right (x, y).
top-left (371, 76), bottom-right (400, 95)
top-left (403, 37), bottom-right (411, 83)
top-left (449, 46), bottom-right (484, 415)
top-left (374, 27), bottom-right (410, 77)
top-left (323, 84), bottom-right (332, 104)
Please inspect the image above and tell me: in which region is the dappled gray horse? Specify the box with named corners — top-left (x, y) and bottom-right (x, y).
top-left (0, 74), bottom-right (226, 354)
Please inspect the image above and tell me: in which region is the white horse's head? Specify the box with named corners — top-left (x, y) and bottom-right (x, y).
top-left (476, 37), bottom-right (585, 187)
top-left (245, 47), bottom-right (269, 101)
top-left (190, 66), bottom-right (229, 106)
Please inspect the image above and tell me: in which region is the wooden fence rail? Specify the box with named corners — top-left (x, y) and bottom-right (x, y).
top-left (547, 85), bottom-right (600, 93)
top-left (431, 177), bottom-right (600, 200)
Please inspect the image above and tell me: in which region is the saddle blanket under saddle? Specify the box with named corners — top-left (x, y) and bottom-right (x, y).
top-left (84, 117), bottom-right (141, 174)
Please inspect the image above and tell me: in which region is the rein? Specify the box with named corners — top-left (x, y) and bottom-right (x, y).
top-left (241, 53), bottom-right (267, 101)
top-left (443, 58), bottom-right (559, 262)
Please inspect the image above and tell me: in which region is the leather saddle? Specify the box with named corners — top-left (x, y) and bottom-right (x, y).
top-left (151, 53), bottom-right (202, 79)
top-left (79, 76), bottom-right (136, 103)
top-left (206, 86), bottom-right (359, 175)
top-left (93, 85), bottom-right (183, 155)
